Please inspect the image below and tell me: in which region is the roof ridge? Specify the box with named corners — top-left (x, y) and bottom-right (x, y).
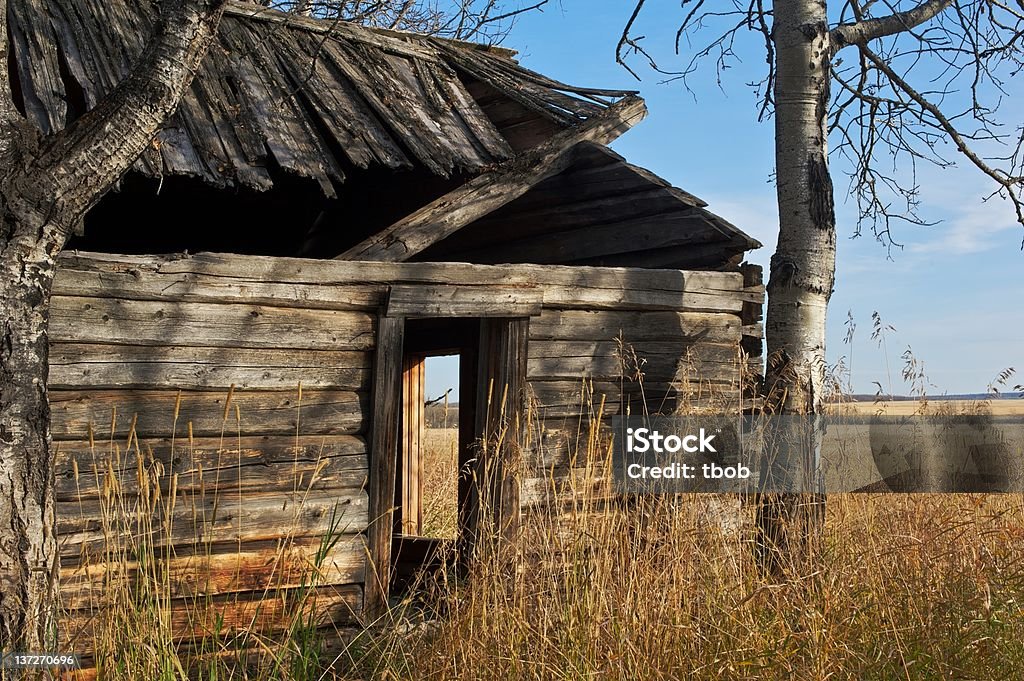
top-left (223, 1), bottom-right (519, 59)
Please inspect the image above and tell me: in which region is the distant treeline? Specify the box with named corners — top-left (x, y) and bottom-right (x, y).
top-left (426, 402), bottom-right (459, 428)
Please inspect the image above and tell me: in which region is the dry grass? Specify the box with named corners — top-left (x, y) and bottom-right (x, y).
top-left (420, 427), bottom-right (459, 539)
top-left (58, 410), bottom-right (355, 681)
top-left (340, 406), bottom-right (1024, 681)
top-left (60, 391), bottom-right (1024, 680)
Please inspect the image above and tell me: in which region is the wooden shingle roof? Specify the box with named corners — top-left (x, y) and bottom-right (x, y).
top-left (8, 0), bottom-right (635, 197)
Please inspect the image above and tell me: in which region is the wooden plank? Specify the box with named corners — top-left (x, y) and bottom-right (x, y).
top-left (400, 356), bottom-right (425, 535)
top-left (55, 434), bottom-right (367, 502)
top-left (740, 263), bottom-right (765, 359)
top-left (64, 583), bottom-right (363, 655)
top-left (529, 310), bottom-right (744, 343)
top-left (52, 265), bottom-right (387, 311)
top-left (438, 211), bottom-right (732, 265)
top-left (224, 0), bottom-right (438, 62)
top-left (435, 43), bottom-right (594, 126)
top-left (336, 96), bottom-right (648, 262)
top-left (396, 55), bottom-right (492, 169)
top-left (527, 421), bottom-right (612, 470)
top-left (386, 284), bottom-right (543, 318)
top-left (456, 189), bottom-right (716, 244)
top-left (58, 488), bottom-right (369, 558)
top-left (473, 318), bottom-right (528, 544)
top-left (67, 627), bottom-right (363, 680)
top-left (323, 40), bottom-right (455, 176)
top-left (426, 59), bottom-right (513, 161)
top-left (49, 344), bottom-right (371, 391)
top-left (288, 31), bottom-right (413, 171)
top-left (527, 342), bottom-right (740, 380)
top-left (49, 297), bottom-right (376, 351)
top-left (364, 316), bottom-right (404, 619)
top-left (50, 389), bottom-right (367, 440)
top-left (271, 30), bottom-right (380, 171)
top-left (54, 252), bottom-right (755, 312)
top-left (61, 534), bottom-right (367, 606)
top-left (527, 378), bottom-right (742, 415)
top-left (569, 241), bottom-right (751, 270)
top-left (7, 0), bottom-right (67, 133)
top-left (520, 469), bottom-right (612, 508)
top-left (235, 20), bottom-right (342, 193)
top-left (54, 263), bottom-right (743, 313)
top-left (58, 251), bottom-right (746, 300)
top-left (496, 144), bottom-right (706, 210)
top-left (529, 339), bottom-right (741, 360)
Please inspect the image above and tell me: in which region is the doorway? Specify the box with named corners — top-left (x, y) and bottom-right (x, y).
top-left (392, 318), bottom-right (480, 594)
top-left (400, 353), bottom-right (460, 539)
top-left (364, 314), bottom-right (529, 614)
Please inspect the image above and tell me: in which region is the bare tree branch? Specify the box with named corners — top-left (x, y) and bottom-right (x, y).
top-left (266, 0), bottom-right (545, 43)
top-left (831, 0), bottom-right (954, 52)
top-left (616, 0), bottom-right (648, 81)
top-left (859, 40), bottom-right (1024, 225)
top-left (388, 0), bottom-right (415, 28)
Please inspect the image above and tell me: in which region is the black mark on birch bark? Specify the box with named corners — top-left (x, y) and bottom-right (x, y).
top-left (807, 155), bottom-right (835, 232)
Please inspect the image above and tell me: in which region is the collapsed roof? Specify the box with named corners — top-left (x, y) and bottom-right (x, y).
top-left (7, 0), bottom-right (761, 269)
top-left (8, 0), bottom-right (631, 196)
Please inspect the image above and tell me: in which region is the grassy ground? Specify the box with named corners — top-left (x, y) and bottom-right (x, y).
top-left (344, 494), bottom-right (1024, 680)
top-left (346, 413), bottom-right (1024, 679)
top-left (62, 403), bottom-right (1024, 680)
top-left (420, 427), bottom-right (459, 539)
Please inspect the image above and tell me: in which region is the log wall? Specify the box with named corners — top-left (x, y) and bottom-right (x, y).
top-left (521, 269), bottom-right (763, 507)
top-left (50, 250), bottom-right (763, 652)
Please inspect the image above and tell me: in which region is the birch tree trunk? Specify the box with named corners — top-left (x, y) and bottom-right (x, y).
top-left (0, 0), bottom-right (227, 651)
top-left (0, 241), bottom-right (60, 652)
top-left (756, 0), bottom-right (835, 571)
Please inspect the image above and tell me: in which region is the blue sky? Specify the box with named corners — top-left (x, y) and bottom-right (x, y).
top-left (425, 1), bottom-right (1024, 401)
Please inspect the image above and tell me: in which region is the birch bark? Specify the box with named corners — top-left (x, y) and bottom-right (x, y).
top-left (0, 0), bottom-right (227, 650)
top-left (756, 0), bottom-right (835, 569)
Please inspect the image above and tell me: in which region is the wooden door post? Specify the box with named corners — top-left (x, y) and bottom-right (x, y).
top-left (364, 315), bottom-right (404, 620)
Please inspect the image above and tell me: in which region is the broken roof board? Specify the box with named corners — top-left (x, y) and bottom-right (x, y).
top-left (7, 0), bottom-right (632, 196)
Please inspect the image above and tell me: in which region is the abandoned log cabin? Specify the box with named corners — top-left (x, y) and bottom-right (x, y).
top-left (8, 0), bottom-right (765, 656)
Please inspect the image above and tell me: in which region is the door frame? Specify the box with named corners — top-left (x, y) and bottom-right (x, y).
top-left (363, 302), bottom-right (531, 618)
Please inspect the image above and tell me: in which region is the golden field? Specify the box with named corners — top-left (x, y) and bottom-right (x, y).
top-left (830, 398), bottom-right (1024, 416)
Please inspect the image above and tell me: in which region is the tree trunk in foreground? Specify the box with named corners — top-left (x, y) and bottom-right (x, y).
top-left (0, 0), bottom-right (227, 651)
top-left (0, 241), bottom-right (59, 651)
top-left (757, 0), bottom-right (835, 573)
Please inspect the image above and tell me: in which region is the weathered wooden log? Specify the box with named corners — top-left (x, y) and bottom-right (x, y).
top-left (58, 487), bottom-right (368, 557)
top-left (337, 96), bottom-right (648, 262)
top-left (64, 583), bottom-right (364, 655)
top-left (49, 344), bottom-right (371, 391)
top-left (50, 296), bottom-right (377, 350)
top-left (54, 435), bottom-right (368, 502)
top-left (386, 284), bottom-right (542, 318)
top-left (61, 534), bottom-right (367, 606)
top-left (528, 310), bottom-right (746, 342)
top-left (364, 316), bottom-right (404, 619)
top-left (56, 251), bottom-right (752, 313)
top-left (52, 267), bottom-right (388, 311)
top-left (50, 389), bottom-right (367, 440)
